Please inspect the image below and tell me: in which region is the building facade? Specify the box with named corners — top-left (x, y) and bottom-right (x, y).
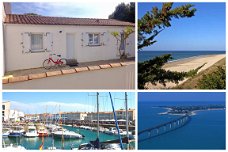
top-left (84, 109), bottom-right (135, 121)
top-left (2, 101), bottom-right (11, 122)
top-left (3, 11), bottom-right (135, 72)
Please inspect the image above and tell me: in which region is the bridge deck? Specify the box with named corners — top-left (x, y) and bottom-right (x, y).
top-left (138, 115), bottom-right (190, 135)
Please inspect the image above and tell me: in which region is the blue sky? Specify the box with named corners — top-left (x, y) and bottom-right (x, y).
top-left (138, 92), bottom-right (225, 103)
top-left (138, 2), bottom-right (226, 51)
top-left (11, 2), bottom-right (124, 18)
top-left (3, 92), bottom-right (135, 114)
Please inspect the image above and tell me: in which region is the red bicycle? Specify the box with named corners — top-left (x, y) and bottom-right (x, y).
top-left (43, 54), bottom-right (67, 69)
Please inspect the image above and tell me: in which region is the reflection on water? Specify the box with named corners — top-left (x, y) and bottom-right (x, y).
top-left (3, 126), bottom-right (134, 150)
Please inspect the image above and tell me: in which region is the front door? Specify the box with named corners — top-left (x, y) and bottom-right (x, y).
top-left (66, 33), bottom-right (75, 59)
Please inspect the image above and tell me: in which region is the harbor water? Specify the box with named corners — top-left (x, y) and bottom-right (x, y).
top-left (3, 126), bottom-right (126, 150)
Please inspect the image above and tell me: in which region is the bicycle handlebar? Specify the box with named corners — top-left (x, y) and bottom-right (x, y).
top-left (49, 53), bottom-right (62, 57)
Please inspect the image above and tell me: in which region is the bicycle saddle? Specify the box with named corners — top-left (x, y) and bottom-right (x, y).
top-left (57, 55), bottom-right (61, 57)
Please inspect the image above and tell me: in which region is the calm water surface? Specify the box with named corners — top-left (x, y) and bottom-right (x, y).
top-left (138, 102), bottom-right (226, 149)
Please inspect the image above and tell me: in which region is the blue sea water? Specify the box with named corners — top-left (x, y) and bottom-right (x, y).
top-left (138, 51), bottom-right (225, 62)
top-left (138, 102), bottom-right (226, 150)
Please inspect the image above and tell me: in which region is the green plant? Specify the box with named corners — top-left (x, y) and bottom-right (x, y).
top-left (138, 2), bottom-right (196, 49)
top-left (198, 66), bottom-right (226, 89)
top-left (138, 54), bottom-right (186, 89)
top-left (111, 27), bottom-right (134, 59)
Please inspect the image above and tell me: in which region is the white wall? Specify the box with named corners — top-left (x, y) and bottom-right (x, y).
top-left (4, 24), bottom-right (135, 71)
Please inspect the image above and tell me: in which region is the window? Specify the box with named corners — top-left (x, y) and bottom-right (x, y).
top-left (31, 34), bottom-right (43, 51)
top-left (2, 105), bottom-right (5, 110)
top-left (88, 33), bottom-right (100, 46)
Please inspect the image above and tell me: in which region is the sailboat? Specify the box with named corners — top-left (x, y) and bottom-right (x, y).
top-left (77, 92), bottom-right (100, 150)
top-left (101, 92), bottom-right (124, 150)
top-left (77, 92), bottom-right (125, 150)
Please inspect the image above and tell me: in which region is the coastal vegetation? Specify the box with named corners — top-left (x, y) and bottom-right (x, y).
top-left (138, 54), bottom-right (204, 89)
top-left (198, 66), bottom-right (225, 89)
top-left (138, 54), bottom-right (186, 89)
top-left (109, 2), bottom-right (135, 23)
top-left (138, 3), bottom-right (197, 89)
top-left (176, 58), bottom-right (226, 89)
top-left (157, 105), bottom-right (225, 115)
top-left (138, 2), bottom-right (196, 49)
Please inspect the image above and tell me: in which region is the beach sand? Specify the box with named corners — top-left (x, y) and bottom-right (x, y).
top-left (146, 54), bottom-right (226, 89)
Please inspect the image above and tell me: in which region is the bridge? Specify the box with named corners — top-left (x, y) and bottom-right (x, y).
top-left (138, 115), bottom-right (191, 142)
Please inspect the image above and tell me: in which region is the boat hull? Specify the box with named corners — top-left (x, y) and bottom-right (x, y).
top-left (8, 132), bottom-right (23, 137)
top-left (24, 133), bottom-right (38, 137)
top-left (53, 133), bottom-right (82, 139)
top-left (38, 132), bottom-right (49, 137)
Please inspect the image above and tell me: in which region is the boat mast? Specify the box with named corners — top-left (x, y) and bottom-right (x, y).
top-left (109, 92), bottom-right (124, 150)
top-left (97, 92), bottom-right (99, 139)
top-left (125, 92), bottom-right (129, 150)
top-left (59, 105), bottom-right (64, 149)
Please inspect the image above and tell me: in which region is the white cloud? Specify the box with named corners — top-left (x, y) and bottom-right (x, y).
top-left (12, 2), bottom-right (129, 19)
top-left (4, 100), bottom-right (95, 114)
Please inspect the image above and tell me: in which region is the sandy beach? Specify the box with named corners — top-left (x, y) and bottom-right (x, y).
top-left (146, 54), bottom-right (226, 89)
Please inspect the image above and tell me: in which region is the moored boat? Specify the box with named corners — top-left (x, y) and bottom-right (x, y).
top-left (24, 125), bottom-right (38, 137)
top-left (53, 129), bottom-right (84, 139)
top-left (37, 126), bottom-right (49, 137)
top-left (2, 128), bottom-right (10, 137)
top-left (8, 126), bottom-right (25, 137)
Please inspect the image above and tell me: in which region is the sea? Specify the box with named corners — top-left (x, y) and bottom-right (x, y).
top-left (3, 126), bottom-right (133, 150)
top-left (138, 101), bottom-right (226, 150)
top-left (138, 51), bottom-right (225, 62)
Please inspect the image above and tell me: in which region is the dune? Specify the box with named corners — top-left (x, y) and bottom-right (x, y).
top-left (146, 54), bottom-right (226, 89)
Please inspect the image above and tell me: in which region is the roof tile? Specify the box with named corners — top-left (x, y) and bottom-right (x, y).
top-left (4, 14), bottom-right (135, 27)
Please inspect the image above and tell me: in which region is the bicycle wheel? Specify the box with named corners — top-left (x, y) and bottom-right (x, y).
top-left (43, 59), bottom-right (53, 70)
top-left (59, 58), bottom-right (67, 67)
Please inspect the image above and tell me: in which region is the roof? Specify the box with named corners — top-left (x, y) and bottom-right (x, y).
top-left (4, 14), bottom-right (135, 27)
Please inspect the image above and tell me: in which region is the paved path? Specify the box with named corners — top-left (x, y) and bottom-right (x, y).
top-left (3, 64), bottom-right (135, 89)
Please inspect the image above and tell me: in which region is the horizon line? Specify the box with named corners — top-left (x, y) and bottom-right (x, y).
top-left (141, 50), bottom-right (226, 52)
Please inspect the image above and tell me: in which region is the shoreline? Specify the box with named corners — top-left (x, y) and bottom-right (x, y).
top-left (146, 54), bottom-right (225, 89)
top-left (167, 54), bottom-right (221, 63)
top-left (139, 51), bottom-right (225, 63)
top-left (158, 107), bottom-right (225, 116)
top-left (163, 54), bottom-right (225, 70)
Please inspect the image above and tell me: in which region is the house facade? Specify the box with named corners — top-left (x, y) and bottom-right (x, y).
top-left (3, 13), bottom-right (135, 72)
top-left (84, 109), bottom-right (135, 121)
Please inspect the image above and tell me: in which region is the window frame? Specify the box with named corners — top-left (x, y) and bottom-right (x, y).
top-left (88, 33), bottom-right (101, 46)
top-left (30, 33), bottom-right (44, 53)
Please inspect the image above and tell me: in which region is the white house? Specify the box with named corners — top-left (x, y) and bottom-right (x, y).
top-left (9, 109), bottom-right (25, 122)
top-left (3, 5), bottom-right (135, 72)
